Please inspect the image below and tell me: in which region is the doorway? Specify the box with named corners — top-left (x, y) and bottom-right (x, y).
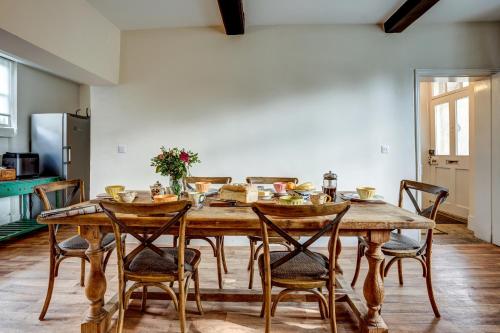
top-left (415, 70), bottom-right (500, 245)
top-left (428, 80), bottom-right (472, 220)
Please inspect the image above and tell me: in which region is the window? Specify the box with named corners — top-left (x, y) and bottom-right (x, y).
top-left (0, 57), bottom-right (16, 137)
top-left (431, 80), bottom-right (469, 97)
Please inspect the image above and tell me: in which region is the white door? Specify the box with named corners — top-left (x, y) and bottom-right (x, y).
top-left (429, 85), bottom-right (474, 219)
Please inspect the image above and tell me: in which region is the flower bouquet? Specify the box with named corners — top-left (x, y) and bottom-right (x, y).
top-left (151, 147), bottom-right (200, 195)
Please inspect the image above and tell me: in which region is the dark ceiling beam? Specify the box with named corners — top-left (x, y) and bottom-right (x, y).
top-left (384, 0), bottom-right (440, 33)
top-left (217, 0), bottom-right (245, 35)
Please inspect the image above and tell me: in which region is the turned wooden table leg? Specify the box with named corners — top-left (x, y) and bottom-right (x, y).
top-left (79, 226), bottom-right (109, 333)
top-left (362, 231), bottom-right (390, 333)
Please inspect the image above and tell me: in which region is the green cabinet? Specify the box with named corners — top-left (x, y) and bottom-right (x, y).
top-left (0, 177), bottom-right (60, 243)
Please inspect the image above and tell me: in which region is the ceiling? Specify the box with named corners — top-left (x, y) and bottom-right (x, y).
top-left (87, 0), bottom-right (500, 31)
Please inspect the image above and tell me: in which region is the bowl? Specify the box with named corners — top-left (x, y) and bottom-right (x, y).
top-left (153, 194), bottom-right (178, 203)
top-left (356, 186), bottom-right (377, 200)
top-left (117, 191), bottom-right (137, 203)
top-left (279, 195), bottom-right (304, 205)
top-left (195, 181), bottom-right (211, 193)
top-left (105, 185), bottom-right (125, 200)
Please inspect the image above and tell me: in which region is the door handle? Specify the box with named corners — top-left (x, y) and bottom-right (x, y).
top-left (446, 159), bottom-right (459, 164)
top-left (63, 146), bottom-right (72, 165)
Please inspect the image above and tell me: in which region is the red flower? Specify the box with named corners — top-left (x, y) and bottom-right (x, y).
top-left (180, 151), bottom-right (190, 163)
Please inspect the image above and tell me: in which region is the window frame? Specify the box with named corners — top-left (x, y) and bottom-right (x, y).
top-left (0, 56), bottom-right (17, 137)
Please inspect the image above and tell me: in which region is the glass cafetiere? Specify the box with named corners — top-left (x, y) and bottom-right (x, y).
top-left (322, 171), bottom-right (338, 201)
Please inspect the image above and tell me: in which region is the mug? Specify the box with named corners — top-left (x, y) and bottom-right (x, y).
top-left (273, 182), bottom-right (287, 193)
top-left (187, 192), bottom-right (206, 207)
top-left (310, 192), bottom-right (332, 205)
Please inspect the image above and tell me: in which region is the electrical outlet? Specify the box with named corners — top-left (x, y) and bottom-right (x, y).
top-left (117, 144), bottom-right (127, 154)
top-left (381, 145), bottom-right (390, 154)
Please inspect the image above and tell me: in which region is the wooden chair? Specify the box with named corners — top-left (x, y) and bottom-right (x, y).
top-left (176, 176), bottom-right (232, 289)
top-left (351, 179), bottom-right (448, 317)
top-left (100, 200), bottom-right (203, 333)
top-left (35, 179), bottom-right (122, 320)
top-left (253, 201), bottom-right (350, 333)
top-left (246, 176), bottom-right (299, 289)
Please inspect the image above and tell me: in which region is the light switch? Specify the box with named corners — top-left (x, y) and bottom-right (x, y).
top-left (381, 145), bottom-right (390, 154)
top-left (117, 144), bottom-right (127, 154)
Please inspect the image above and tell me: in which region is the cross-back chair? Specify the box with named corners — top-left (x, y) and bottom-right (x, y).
top-left (35, 179), bottom-right (122, 320)
top-left (253, 201), bottom-right (350, 333)
top-left (246, 176), bottom-right (299, 289)
top-left (175, 176), bottom-right (232, 289)
top-left (100, 200), bottom-right (202, 333)
top-left (351, 179), bottom-right (448, 317)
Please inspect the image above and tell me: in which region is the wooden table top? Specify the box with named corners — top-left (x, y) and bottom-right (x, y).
top-left (37, 194), bottom-right (435, 232)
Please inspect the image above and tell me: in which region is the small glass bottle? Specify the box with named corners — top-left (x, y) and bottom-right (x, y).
top-left (322, 171), bottom-right (338, 201)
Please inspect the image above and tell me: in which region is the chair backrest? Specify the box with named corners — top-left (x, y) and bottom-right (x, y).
top-left (252, 201), bottom-right (350, 278)
top-left (185, 176), bottom-right (232, 185)
top-left (246, 177), bottom-right (299, 185)
top-left (100, 200), bottom-right (192, 280)
top-left (34, 179), bottom-right (85, 249)
top-left (35, 179), bottom-right (85, 211)
top-left (399, 180), bottom-right (449, 221)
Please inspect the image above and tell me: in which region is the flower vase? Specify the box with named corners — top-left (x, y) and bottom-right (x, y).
top-left (169, 177), bottom-right (183, 196)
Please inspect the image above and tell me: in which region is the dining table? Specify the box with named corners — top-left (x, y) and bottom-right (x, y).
top-left (37, 192), bottom-right (435, 333)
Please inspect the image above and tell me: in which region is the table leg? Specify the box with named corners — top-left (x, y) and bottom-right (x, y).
top-left (21, 194), bottom-right (29, 220)
top-left (362, 231), bottom-right (390, 333)
top-left (79, 226), bottom-right (110, 333)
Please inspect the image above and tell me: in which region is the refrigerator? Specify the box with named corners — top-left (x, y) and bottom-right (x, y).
top-left (31, 113), bottom-right (90, 199)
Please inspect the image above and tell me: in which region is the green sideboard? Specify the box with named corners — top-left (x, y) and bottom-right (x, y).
top-left (0, 177), bottom-right (60, 243)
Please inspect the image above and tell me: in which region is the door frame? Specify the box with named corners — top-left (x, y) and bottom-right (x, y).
top-left (414, 69), bottom-right (499, 243)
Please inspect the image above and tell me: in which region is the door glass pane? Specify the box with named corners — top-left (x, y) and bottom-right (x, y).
top-left (456, 97), bottom-right (470, 156)
top-left (432, 82), bottom-right (446, 96)
top-left (435, 103), bottom-right (450, 155)
top-left (446, 82), bottom-right (461, 92)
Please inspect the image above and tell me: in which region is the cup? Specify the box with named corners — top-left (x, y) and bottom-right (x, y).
top-left (187, 191), bottom-right (206, 207)
top-left (105, 185), bottom-right (125, 200)
top-left (356, 186), bottom-right (376, 200)
top-left (117, 191), bottom-right (137, 203)
top-left (273, 182), bottom-right (287, 193)
top-left (195, 181), bottom-right (211, 193)
top-left (310, 192), bottom-right (332, 205)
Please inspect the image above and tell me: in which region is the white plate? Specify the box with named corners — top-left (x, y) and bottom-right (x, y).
top-left (96, 193), bottom-right (113, 199)
top-left (341, 193), bottom-right (384, 201)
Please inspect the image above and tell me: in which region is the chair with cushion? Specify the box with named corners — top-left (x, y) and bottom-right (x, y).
top-left (245, 176), bottom-right (299, 289)
top-left (253, 201), bottom-right (350, 333)
top-left (176, 176), bottom-right (232, 289)
top-left (35, 179), bottom-right (123, 320)
top-left (100, 200), bottom-right (202, 333)
top-left (350, 179), bottom-right (448, 317)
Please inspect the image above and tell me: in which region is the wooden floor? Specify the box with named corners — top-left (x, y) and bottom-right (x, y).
top-left (1, 225), bottom-right (499, 333)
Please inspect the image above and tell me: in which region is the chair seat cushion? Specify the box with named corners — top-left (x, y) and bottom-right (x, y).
top-left (59, 233), bottom-right (116, 250)
top-left (259, 251), bottom-right (329, 280)
top-left (127, 247), bottom-right (198, 275)
top-left (382, 232), bottom-right (421, 251)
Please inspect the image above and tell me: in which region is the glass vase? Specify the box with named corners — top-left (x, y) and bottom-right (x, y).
top-left (169, 177), bottom-right (183, 196)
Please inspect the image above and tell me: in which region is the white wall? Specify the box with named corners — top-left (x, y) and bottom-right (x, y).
top-left (0, 64), bottom-right (80, 224)
top-left (0, 0), bottom-right (120, 85)
top-left (90, 24), bottom-right (500, 243)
